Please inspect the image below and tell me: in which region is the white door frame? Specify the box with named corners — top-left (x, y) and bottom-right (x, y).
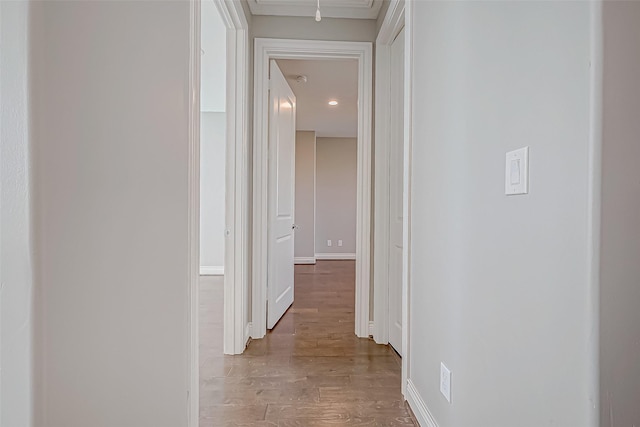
top-left (214, 0), bottom-right (250, 357)
top-left (373, 0), bottom-right (405, 346)
top-left (402, 0), bottom-right (414, 400)
top-left (187, 2), bottom-right (200, 425)
top-left (188, 1), bottom-right (249, 426)
top-left (373, 0), bottom-right (413, 398)
top-left (252, 38), bottom-right (373, 339)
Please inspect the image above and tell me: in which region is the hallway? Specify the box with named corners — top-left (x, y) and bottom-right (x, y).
top-left (199, 261), bottom-right (415, 426)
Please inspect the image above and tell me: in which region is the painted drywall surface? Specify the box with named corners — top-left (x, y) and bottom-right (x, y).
top-left (294, 131), bottom-right (316, 260)
top-left (315, 138), bottom-right (357, 256)
top-left (376, 0), bottom-right (391, 35)
top-left (201, 0), bottom-right (226, 112)
top-left (251, 16), bottom-right (376, 42)
top-left (31, 2), bottom-right (190, 426)
top-left (600, 2), bottom-right (640, 426)
top-left (409, 2), bottom-right (596, 426)
top-left (0, 2), bottom-right (33, 425)
top-left (200, 1), bottom-right (225, 275)
top-left (200, 112), bottom-right (226, 273)
top-left (240, 0), bottom-right (252, 25)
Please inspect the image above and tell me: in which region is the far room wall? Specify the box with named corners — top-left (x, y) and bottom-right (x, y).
top-left (294, 131), bottom-right (316, 262)
top-left (315, 137), bottom-right (357, 258)
top-left (294, 134), bottom-right (357, 262)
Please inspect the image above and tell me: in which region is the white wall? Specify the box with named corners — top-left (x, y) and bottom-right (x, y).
top-left (408, 2), bottom-right (597, 426)
top-left (0, 2), bottom-right (33, 425)
top-left (600, 2), bottom-right (640, 426)
top-left (315, 138), bottom-right (357, 257)
top-left (199, 0), bottom-right (226, 275)
top-left (31, 2), bottom-right (190, 426)
top-left (201, 0), bottom-right (226, 112)
top-left (294, 131), bottom-right (316, 262)
top-left (200, 112), bottom-right (226, 274)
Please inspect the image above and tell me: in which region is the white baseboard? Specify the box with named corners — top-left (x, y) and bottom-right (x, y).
top-left (200, 266), bottom-right (224, 276)
top-left (406, 379), bottom-right (439, 427)
top-left (315, 253), bottom-right (356, 260)
top-left (248, 322), bottom-right (258, 340)
top-left (368, 321), bottom-right (375, 337)
top-left (244, 323), bottom-right (251, 349)
top-left (294, 257), bottom-right (316, 264)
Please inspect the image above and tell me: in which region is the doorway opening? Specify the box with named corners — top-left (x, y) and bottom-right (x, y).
top-left (189, 0), bottom-right (249, 425)
top-left (251, 38), bottom-right (373, 340)
top-left (273, 57), bottom-right (360, 337)
top-left (190, 3), bottom-right (414, 424)
top-left (197, 1), bottom-right (227, 425)
top-left (198, 0), bottom-right (226, 338)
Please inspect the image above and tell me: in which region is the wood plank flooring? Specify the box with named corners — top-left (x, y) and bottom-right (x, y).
top-left (199, 260), bottom-right (415, 426)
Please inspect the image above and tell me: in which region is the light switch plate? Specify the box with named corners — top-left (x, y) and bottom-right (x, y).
top-left (505, 147), bottom-right (529, 195)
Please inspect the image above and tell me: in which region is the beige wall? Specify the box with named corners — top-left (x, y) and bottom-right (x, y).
top-left (376, 0), bottom-right (391, 35)
top-left (294, 131), bottom-right (316, 261)
top-left (409, 2), bottom-right (597, 426)
top-left (31, 2), bottom-right (190, 425)
top-left (600, 2), bottom-right (640, 426)
top-left (315, 138), bottom-right (357, 256)
top-left (251, 15), bottom-right (376, 42)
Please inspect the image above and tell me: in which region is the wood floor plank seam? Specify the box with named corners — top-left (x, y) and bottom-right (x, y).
top-left (199, 261), bottom-right (414, 426)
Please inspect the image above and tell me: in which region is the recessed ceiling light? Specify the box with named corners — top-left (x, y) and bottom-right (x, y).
top-left (328, 100), bottom-right (338, 106)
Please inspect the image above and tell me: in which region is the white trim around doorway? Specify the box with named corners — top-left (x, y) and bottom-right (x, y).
top-left (373, 0), bottom-right (413, 400)
top-left (213, 0), bottom-right (250, 357)
top-left (373, 0), bottom-right (405, 347)
top-left (187, 2), bottom-right (201, 426)
top-left (188, 1), bottom-right (250, 426)
top-left (402, 0), bottom-right (414, 400)
top-left (252, 38), bottom-right (373, 339)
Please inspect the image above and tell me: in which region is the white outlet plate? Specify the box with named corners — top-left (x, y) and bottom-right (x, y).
top-left (327, 240), bottom-right (332, 247)
top-left (505, 146), bottom-right (529, 195)
top-left (338, 240), bottom-right (343, 247)
top-left (440, 362), bottom-right (451, 403)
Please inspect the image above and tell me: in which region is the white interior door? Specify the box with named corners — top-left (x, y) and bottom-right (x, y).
top-left (267, 60), bottom-right (297, 329)
top-left (388, 28), bottom-right (405, 354)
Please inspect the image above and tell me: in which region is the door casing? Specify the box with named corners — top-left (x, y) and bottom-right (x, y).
top-left (387, 26), bottom-right (405, 355)
top-left (187, 0), bottom-right (250, 426)
top-left (373, 0), bottom-right (412, 397)
top-left (252, 38), bottom-right (373, 339)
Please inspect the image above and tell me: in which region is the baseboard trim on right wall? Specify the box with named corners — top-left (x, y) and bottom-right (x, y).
top-left (200, 266), bottom-right (224, 276)
top-left (406, 379), bottom-right (440, 427)
top-left (315, 253), bottom-right (356, 260)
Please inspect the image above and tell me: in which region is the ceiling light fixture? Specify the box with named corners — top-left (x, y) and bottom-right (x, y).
top-left (328, 100), bottom-right (338, 106)
top-left (315, 0), bottom-right (322, 22)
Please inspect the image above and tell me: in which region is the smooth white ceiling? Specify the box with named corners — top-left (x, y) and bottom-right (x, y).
top-left (248, 0), bottom-right (384, 20)
top-left (276, 59), bottom-right (358, 138)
